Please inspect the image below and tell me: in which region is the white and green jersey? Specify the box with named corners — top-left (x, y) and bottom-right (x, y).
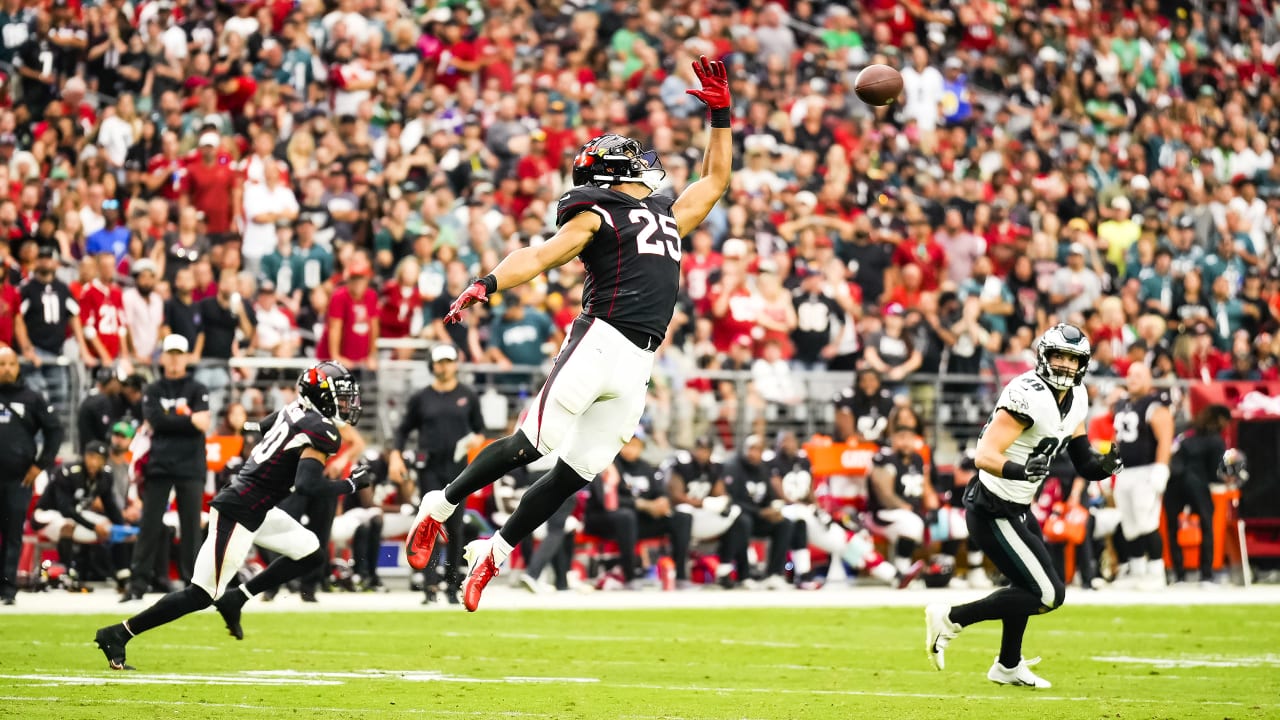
top-left (977, 371), bottom-right (1090, 506)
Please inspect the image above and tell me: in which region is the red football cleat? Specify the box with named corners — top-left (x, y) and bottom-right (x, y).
top-left (462, 541), bottom-right (499, 612)
top-left (405, 516), bottom-right (447, 571)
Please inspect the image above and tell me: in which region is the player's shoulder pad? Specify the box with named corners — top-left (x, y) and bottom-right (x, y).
top-left (834, 387), bottom-right (854, 403)
top-left (871, 448), bottom-right (893, 466)
top-left (299, 412), bottom-right (343, 453)
top-left (672, 450), bottom-right (693, 466)
top-left (556, 186), bottom-right (614, 228)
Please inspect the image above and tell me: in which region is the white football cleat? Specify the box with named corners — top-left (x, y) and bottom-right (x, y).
top-left (925, 603), bottom-right (960, 670)
top-left (987, 656), bottom-right (1051, 688)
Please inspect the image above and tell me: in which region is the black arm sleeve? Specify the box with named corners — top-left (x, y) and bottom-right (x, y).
top-left (1066, 435), bottom-right (1111, 482)
top-left (391, 391), bottom-right (422, 452)
top-left (294, 457), bottom-right (355, 497)
top-left (33, 394), bottom-right (64, 471)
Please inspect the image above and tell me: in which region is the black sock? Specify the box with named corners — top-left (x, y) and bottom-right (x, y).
top-left (499, 460), bottom-right (589, 544)
top-left (57, 538), bottom-right (75, 574)
top-left (949, 586), bottom-right (1042, 627)
top-left (1143, 530), bottom-right (1163, 561)
top-left (125, 585), bottom-right (213, 636)
top-left (244, 550), bottom-right (326, 596)
top-left (894, 536), bottom-right (917, 563)
top-left (999, 614), bottom-right (1029, 668)
top-left (444, 432), bottom-right (541, 505)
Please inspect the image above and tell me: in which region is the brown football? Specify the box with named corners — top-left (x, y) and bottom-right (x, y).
top-left (854, 64), bottom-right (904, 106)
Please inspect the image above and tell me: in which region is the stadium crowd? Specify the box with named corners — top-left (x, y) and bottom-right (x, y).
top-left (0, 0), bottom-right (1277, 599)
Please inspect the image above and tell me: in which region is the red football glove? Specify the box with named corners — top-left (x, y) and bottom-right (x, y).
top-left (686, 55), bottom-right (731, 110)
top-left (444, 281), bottom-right (490, 324)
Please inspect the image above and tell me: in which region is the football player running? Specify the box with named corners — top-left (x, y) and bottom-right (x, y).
top-left (94, 363), bottom-right (373, 670)
top-left (925, 324), bottom-right (1123, 688)
top-left (406, 56), bottom-right (734, 611)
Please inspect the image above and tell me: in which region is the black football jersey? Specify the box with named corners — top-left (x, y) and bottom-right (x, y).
top-left (19, 278), bottom-right (78, 353)
top-left (1112, 390), bottom-right (1171, 467)
top-left (556, 186), bottom-right (682, 341)
top-left (766, 450), bottom-right (814, 504)
top-left (211, 400), bottom-right (341, 530)
top-left (660, 451), bottom-right (719, 501)
top-left (869, 448), bottom-right (928, 514)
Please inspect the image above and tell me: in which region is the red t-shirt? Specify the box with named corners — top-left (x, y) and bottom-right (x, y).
top-left (543, 127), bottom-right (577, 163)
top-left (0, 283), bottom-right (19, 347)
top-left (377, 280), bottom-right (422, 339)
top-left (891, 238), bottom-right (947, 291)
top-left (477, 37), bottom-right (515, 91)
top-left (147, 154), bottom-right (190, 202)
top-left (319, 285), bottom-right (379, 362)
top-left (437, 40), bottom-right (477, 91)
top-left (185, 156), bottom-right (239, 234)
top-left (217, 76), bottom-right (258, 116)
top-left (682, 251), bottom-right (722, 314)
top-left (80, 280), bottom-right (127, 360)
top-left (709, 284), bottom-right (757, 353)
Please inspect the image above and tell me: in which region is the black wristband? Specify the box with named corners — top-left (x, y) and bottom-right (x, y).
top-left (709, 107), bottom-right (731, 128)
top-left (1001, 460), bottom-right (1026, 481)
top-left (478, 274), bottom-right (497, 295)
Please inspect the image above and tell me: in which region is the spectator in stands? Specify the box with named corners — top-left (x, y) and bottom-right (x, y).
top-left (242, 160), bottom-right (300, 277)
top-left (86, 199), bottom-right (130, 262)
top-left (251, 281), bottom-right (299, 359)
top-left (81, 251), bottom-right (129, 367)
top-left (194, 268), bottom-right (254, 422)
top-left (1051, 243), bottom-right (1105, 316)
top-left (789, 268), bottom-right (843, 371)
top-left (0, 347), bottom-right (64, 605)
top-left (15, 247), bottom-right (87, 401)
top-left (486, 285), bottom-right (555, 371)
top-left (378, 257), bottom-right (427, 360)
top-left (184, 130), bottom-right (239, 246)
top-left (724, 434), bottom-right (809, 590)
top-left (862, 304), bottom-right (921, 397)
top-left (319, 254), bottom-right (379, 372)
top-left (122, 259), bottom-right (164, 366)
top-left (834, 369), bottom-right (895, 444)
top-left (584, 433), bottom-right (693, 589)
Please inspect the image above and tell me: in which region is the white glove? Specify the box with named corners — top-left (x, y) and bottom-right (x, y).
top-left (1151, 464), bottom-right (1170, 494)
top-left (453, 433), bottom-right (479, 463)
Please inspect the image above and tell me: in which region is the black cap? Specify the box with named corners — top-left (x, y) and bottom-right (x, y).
top-left (94, 366), bottom-right (119, 385)
top-left (85, 440), bottom-right (109, 457)
top-left (694, 435), bottom-right (715, 450)
top-left (37, 245), bottom-right (58, 259)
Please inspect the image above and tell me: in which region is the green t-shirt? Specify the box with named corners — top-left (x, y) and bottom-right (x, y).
top-left (821, 29), bottom-right (863, 51)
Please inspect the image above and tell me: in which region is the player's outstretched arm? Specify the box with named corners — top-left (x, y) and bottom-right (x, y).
top-left (674, 55), bottom-right (733, 237)
top-left (443, 212), bottom-right (600, 323)
top-left (294, 447), bottom-right (374, 497)
top-left (1065, 422), bottom-right (1124, 481)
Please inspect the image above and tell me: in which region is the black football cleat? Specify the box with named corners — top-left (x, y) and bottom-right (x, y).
top-left (214, 592), bottom-right (246, 641)
top-left (95, 625), bottom-right (135, 671)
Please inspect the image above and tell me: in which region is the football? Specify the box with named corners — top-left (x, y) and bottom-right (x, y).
top-left (854, 64), bottom-right (904, 106)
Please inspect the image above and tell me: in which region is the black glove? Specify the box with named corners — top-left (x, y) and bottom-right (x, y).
top-left (1099, 447), bottom-right (1124, 476)
top-left (1025, 455), bottom-right (1051, 483)
top-left (345, 464), bottom-right (373, 493)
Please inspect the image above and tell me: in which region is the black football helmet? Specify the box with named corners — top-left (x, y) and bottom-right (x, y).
top-left (297, 362), bottom-right (362, 426)
top-left (571, 134), bottom-right (665, 192)
top-left (1218, 448), bottom-right (1249, 485)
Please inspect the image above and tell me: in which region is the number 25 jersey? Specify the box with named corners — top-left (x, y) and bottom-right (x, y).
top-left (211, 400), bottom-right (342, 530)
top-left (978, 371), bottom-right (1090, 506)
top-left (556, 186), bottom-right (681, 343)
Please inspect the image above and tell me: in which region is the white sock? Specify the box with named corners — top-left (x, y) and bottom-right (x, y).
top-left (792, 549), bottom-right (811, 576)
top-left (893, 556), bottom-right (913, 574)
top-left (869, 561), bottom-right (898, 585)
top-left (428, 492), bottom-right (458, 523)
top-left (490, 533), bottom-right (514, 567)
top-left (967, 551), bottom-right (984, 568)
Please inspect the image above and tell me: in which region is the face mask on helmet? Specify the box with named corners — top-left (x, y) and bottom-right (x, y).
top-left (1036, 324), bottom-right (1091, 390)
top-left (333, 377), bottom-right (362, 426)
top-left (635, 149), bottom-right (666, 193)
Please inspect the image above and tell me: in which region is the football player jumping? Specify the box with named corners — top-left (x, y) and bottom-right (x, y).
top-left (925, 324), bottom-right (1123, 688)
top-left (405, 56), bottom-right (734, 611)
top-left (94, 363), bottom-right (373, 670)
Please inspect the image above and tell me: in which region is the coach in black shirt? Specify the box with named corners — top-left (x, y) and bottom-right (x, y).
top-left (78, 367), bottom-right (126, 452)
top-left (0, 347), bottom-right (64, 604)
top-left (127, 335), bottom-right (210, 600)
top-left (389, 344), bottom-right (484, 599)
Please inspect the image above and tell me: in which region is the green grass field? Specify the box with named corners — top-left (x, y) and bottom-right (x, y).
top-left (1, 604), bottom-right (1277, 720)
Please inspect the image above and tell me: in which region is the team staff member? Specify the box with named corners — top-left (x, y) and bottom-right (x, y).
top-left (126, 335), bottom-right (210, 601)
top-left (1164, 404), bottom-right (1232, 585)
top-left (389, 344), bottom-right (484, 602)
top-left (724, 434), bottom-right (810, 589)
top-left (78, 367), bottom-right (126, 452)
top-left (1110, 362), bottom-right (1174, 588)
top-left (0, 347), bottom-right (64, 605)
